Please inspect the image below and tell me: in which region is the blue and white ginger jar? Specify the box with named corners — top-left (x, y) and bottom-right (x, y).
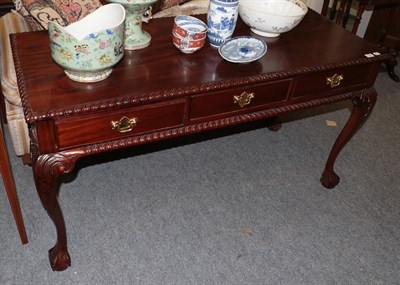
top-left (207, 0), bottom-right (239, 47)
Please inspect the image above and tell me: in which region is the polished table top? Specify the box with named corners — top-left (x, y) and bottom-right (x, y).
top-left (12, 10), bottom-right (389, 123)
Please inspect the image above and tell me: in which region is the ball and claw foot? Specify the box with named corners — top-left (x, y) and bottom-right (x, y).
top-left (49, 245), bottom-right (71, 271)
top-left (320, 169), bottom-right (340, 189)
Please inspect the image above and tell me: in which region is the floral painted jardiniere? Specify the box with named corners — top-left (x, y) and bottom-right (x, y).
top-left (49, 4), bottom-right (126, 82)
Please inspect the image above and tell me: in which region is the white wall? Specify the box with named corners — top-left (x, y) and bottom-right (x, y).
top-left (301, 0), bottom-right (323, 13)
top-left (356, 10), bottom-right (372, 38)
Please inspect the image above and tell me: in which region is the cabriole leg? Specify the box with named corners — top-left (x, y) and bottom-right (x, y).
top-left (321, 88), bottom-right (377, 188)
top-left (32, 151), bottom-right (83, 271)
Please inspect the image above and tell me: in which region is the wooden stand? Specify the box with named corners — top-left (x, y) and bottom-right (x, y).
top-left (364, 1), bottom-right (400, 82)
top-left (0, 117), bottom-right (28, 244)
top-left (322, 0), bottom-right (400, 82)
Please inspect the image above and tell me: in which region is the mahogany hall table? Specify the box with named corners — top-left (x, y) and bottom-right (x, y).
top-left (11, 10), bottom-right (392, 271)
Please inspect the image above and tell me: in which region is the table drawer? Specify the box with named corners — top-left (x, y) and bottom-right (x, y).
top-left (56, 99), bottom-right (186, 148)
top-left (293, 65), bottom-right (371, 98)
top-left (190, 79), bottom-right (291, 120)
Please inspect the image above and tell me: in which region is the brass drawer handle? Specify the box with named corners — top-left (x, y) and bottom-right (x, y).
top-left (326, 73), bottom-right (344, 88)
top-left (111, 116), bottom-right (138, 133)
top-left (234, 91), bottom-right (255, 108)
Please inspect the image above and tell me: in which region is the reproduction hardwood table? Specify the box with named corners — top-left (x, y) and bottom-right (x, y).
top-left (11, 10), bottom-right (392, 271)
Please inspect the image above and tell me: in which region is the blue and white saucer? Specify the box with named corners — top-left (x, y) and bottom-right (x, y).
top-left (218, 36), bottom-right (267, 63)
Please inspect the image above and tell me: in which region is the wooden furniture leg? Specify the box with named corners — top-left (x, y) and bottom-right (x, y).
top-left (321, 88), bottom-right (377, 189)
top-left (0, 90), bottom-right (7, 123)
top-left (321, 0), bottom-right (330, 17)
top-left (385, 56), bottom-right (400, 82)
top-left (335, 0), bottom-right (348, 27)
top-left (324, 0), bottom-right (367, 35)
top-left (376, 6), bottom-right (400, 82)
top-left (352, 1), bottom-right (367, 34)
top-left (265, 116), bottom-right (282, 132)
top-left (21, 154), bottom-right (32, 165)
top-left (330, 0), bottom-right (340, 20)
top-left (342, 0), bottom-right (352, 28)
top-left (0, 118), bottom-right (28, 244)
top-left (32, 150), bottom-right (83, 271)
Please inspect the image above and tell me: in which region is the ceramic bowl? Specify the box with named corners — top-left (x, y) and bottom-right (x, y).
top-left (238, 0), bottom-right (308, 37)
top-left (173, 15), bottom-right (207, 40)
top-left (48, 4), bottom-right (126, 83)
top-left (172, 31), bottom-right (206, 54)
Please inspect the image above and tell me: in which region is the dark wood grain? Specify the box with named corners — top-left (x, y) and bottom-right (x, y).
top-left (11, 10), bottom-right (392, 271)
top-left (12, 11), bottom-right (390, 121)
top-left (0, 118), bottom-right (28, 244)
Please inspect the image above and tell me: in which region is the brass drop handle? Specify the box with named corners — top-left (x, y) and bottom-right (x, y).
top-left (234, 91), bottom-right (255, 108)
top-left (326, 73), bottom-right (344, 88)
top-left (111, 116), bottom-right (138, 133)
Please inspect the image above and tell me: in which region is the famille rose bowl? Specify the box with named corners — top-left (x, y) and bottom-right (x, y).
top-left (173, 15), bottom-right (207, 40)
top-left (238, 0), bottom-right (308, 37)
top-left (48, 4), bottom-right (126, 83)
top-left (172, 15), bottom-right (207, 53)
top-left (172, 32), bottom-right (206, 53)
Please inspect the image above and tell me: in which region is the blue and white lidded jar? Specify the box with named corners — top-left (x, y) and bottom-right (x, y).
top-left (207, 0), bottom-right (239, 47)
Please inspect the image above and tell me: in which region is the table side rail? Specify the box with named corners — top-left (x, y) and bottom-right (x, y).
top-left (39, 62), bottom-right (381, 153)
